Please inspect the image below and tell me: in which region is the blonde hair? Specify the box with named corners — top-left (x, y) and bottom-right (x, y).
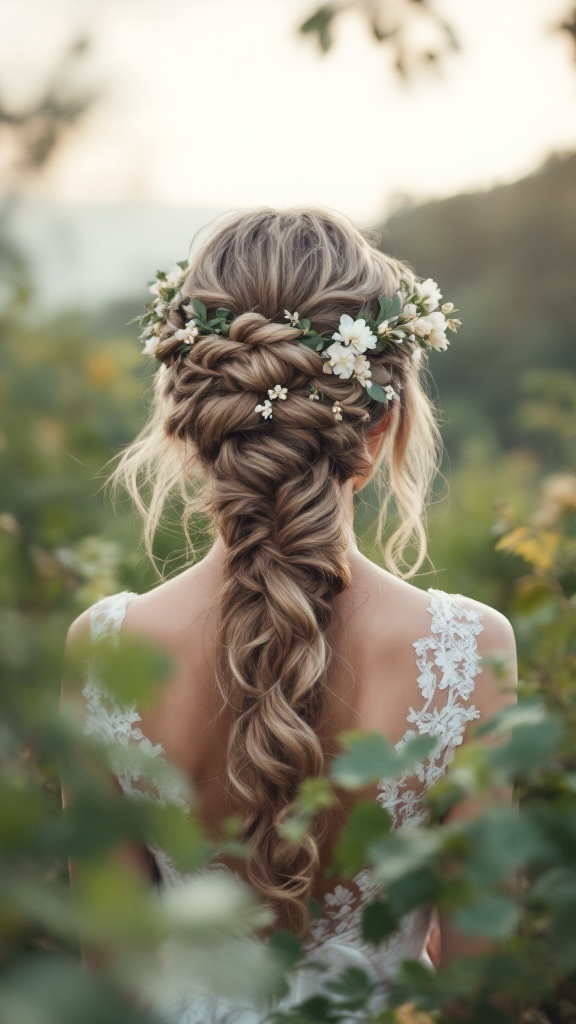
top-left (110, 206), bottom-right (441, 933)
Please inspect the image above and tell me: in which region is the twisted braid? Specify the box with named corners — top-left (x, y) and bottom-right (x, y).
top-left (111, 207), bottom-right (441, 933)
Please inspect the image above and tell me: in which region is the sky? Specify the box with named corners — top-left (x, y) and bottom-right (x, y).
top-left (1, 0), bottom-right (576, 223)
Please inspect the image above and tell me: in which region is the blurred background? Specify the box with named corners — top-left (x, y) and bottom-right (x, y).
top-left (1, 4), bottom-right (576, 1020)
top-left (2, 0), bottom-right (576, 610)
top-left (1, 0), bottom-right (575, 606)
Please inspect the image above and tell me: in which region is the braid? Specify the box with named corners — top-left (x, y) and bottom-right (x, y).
top-left (110, 207), bottom-right (441, 933)
top-left (211, 435), bottom-right (353, 931)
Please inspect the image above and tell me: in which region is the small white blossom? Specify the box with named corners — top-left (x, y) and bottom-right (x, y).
top-left (284, 310), bottom-right (300, 327)
top-left (413, 317), bottom-right (432, 339)
top-left (323, 341), bottom-right (356, 379)
top-left (415, 278), bottom-right (442, 313)
top-left (165, 265), bottom-right (185, 288)
top-left (352, 354), bottom-right (372, 388)
top-left (332, 315), bottom-right (377, 354)
top-left (402, 302), bottom-right (418, 318)
top-left (447, 317), bottom-right (462, 332)
top-left (332, 401), bottom-right (343, 422)
top-left (255, 399), bottom-right (273, 420)
top-left (441, 302), bottom-right (454, 314)
top-left (142, 334), bottom-right (160, 357)
top-left (309, 389), bottom-right (320, 400)
top-left (384, 385), bottom-right (398, 401)
top-left (173, 319), bottom-right (199, 344)
top-left (425, 310), bottom-right (449, 351)
top-left (267, 384), bottom-right (288, 400)
top-left (377, 319), bottom-right (390, 336)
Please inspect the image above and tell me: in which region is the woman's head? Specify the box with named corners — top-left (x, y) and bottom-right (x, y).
top-left (112, 205), bottom-right (442, 932)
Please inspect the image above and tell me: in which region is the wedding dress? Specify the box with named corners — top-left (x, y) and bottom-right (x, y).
top-left (81, 588), bottom-right (484, 1023)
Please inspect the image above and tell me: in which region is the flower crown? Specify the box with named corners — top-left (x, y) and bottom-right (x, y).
top-left (138, 260), bottom-right (461, 420)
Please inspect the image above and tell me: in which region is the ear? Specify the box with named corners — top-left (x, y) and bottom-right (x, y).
top-left (352, 413), bottom-right (392, 492)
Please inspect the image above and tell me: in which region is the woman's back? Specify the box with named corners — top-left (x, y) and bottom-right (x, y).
top-left (65, 206), bottom-right (517, 1021)
top-left (80, 540), bottom-right (511, 921)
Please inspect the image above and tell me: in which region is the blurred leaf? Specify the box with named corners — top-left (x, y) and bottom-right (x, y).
top-left (361, 898), bottom-right (398, 946)
top-left (331, 732), bottom-right (436, 789)
top-left (495, 526), bottom-right (560, 571)
top-left (333, 801), bottom-right (392, 876)
top-left (452, 893), bottom-right (520, 939)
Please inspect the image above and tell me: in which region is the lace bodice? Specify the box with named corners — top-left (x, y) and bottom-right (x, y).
top-left (81, 588), bottom-right (484, 1023)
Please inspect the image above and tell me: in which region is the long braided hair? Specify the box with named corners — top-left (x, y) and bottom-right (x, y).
top-left (112, 207), bottom-right (441, 932)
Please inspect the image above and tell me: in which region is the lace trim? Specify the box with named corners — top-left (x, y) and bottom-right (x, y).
top-left (83, 591), bottom-right (189, 813)
top-left (306, 589), bottom-right (483, 951)
top-left (81, 588), bottom-right (484, 972)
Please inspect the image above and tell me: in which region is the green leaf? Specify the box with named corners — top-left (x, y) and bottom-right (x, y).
top-left (299, 7), bottom-right (334, 54)
top-left (71, 634), bottom-right (173, 708)
top-left (365, 381), bottom-right (388, 404)
top-left (360, 899), bottom-right (398, 946)
top-left (452, 893), bottom-right (520, 940)
top-left (215, 308), bottom-right (231, 319)
top-left (176, 259), bottom-right (188, 270)
top-left (299, 318), bottom-right (311, 333)
top-left (299, 336), bottom-right (325, 352)
top-left (372, 336), bottom-right (390, 354)
top-left (371, 829), bottom-right (442, 888)
top-left (395, 734), bottom-right (439, 775)
top-left (191, 299), bottom-right (207, 321)
top-left (331, 731), bottom-right (436, 788)
top-left (267, 929), bottom-right (303, 970)
top-left (324, 966), bottom-right (374, 998)
top-left (333, 802), bottom-right (391, 876)
top-left (331, 732), bottom-right (398, 787)
top-left (388, 292), bottom-right (403, 318)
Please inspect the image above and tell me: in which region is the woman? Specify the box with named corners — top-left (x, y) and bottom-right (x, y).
top-left (64, 206), bottom-right (517, 1021)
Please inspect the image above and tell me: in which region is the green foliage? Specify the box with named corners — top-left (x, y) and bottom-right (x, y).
top-left (1, 154), bottom-right (576, 1021)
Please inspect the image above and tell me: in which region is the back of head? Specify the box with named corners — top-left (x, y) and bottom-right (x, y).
top-left (113, 206), bottom-right (442, 932)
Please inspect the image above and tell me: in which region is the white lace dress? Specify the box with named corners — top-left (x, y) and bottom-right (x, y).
top-left (82, 589), bottom-right (484, 1024)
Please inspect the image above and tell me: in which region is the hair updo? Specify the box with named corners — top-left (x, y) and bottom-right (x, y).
top-left (112, 206), bottom-right (441, 933)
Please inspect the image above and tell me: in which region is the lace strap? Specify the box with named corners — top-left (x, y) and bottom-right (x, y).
top-left (82, 591), bottom-right (190, 812)
top-left (89, 590), bottom-right (138, 646)
top-left (376, 589), bottom-right (484, 825)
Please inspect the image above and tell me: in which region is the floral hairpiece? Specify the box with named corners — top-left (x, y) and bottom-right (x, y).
top-left (137, 262), bottom-right (461, 409)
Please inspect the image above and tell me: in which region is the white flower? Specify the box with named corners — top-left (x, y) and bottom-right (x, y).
top-left (255, 399), bottom-right (273, 420)
top-left (165, 265), bottom-right (185, 288)
top-left (415, 278), bottom-right (442, 313)
top-left (447, 317), bottom-right (462, 332)
top-left (377, 319), bottom-right (390, 336)
top-left (384, 385), bottom-right (398, 401)
top-left (267, 384), bottom-right (288, 400)
top-left (402, 302), bottom-right (418, 318)
top-left (154, 301), bottom-right (166, 318)
top-left (142, 334), bottom-right (159, 357)
top-left (413, 317), bottom-right (432, 338)
top-left (173, 319), bottom-right (199, 344)
top-left (332, 315), bottom-right (377, 354)
top-left (332, 401), bottom-right (343, 422)
top-left (309, 389), bottom-right (320, 400)
top-left (425, 310), bottom-right (449, 351)
top-left (323, 341), bottom-right (356, 379)
top-left (352, 354), bottom-right (372, 388)
top-left (441, 302), bottom-right (454, 314)
top-left (284, 310), bottom-right (299, 327)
